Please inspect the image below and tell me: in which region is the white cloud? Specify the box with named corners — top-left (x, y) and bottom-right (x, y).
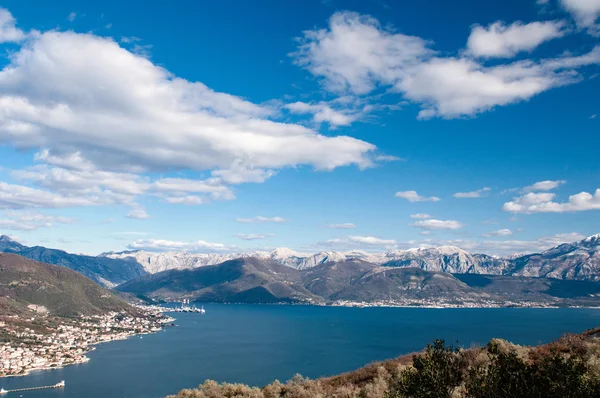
top-left (0, 210), bottom-right (75, 231)
top-left (482, 228), bottom-right (513, 237)
top-left (0, 8), bottom-right (25, 43)
top-left (0, 25), bottom-right (378, 212)
top-left (395, 190), bottom-right (440, 202)
top-left (234, 233), bottom-right (275, 240)
top-left (453, 187), bottom-right (491, 198)
top-left (0, 181), bottom-right (114, 209)
top-left (504, 189), bottom-right (600, 213)
top-left (410, 219), bottom-right (464, 230)
top-left (426, 232), bottom-right (586, 256)
top-left (67, 12), bottom-right (77, 22)
top-left (0, 30), bottom-right (375, 172)
top-left (324, 223), bottom-right (356, 229)
top-left (285, 101), bottom-right (361, 127)
top-left (591, 113), bottom-right (597, 119)
top-left (126, 208), bottom-right (149, 219)
top-left (291, 11), bottom-right (433, 95)
top-left (375, 154), bottom-right (403, 162)
top-left (466, 21), bottom-right (566, 58)
top-left (523, 179), bottom-right (566, 192)
top-left (292, 11), bottom-right (600, 119)
top-left (410, 213), bottom-right (431, 219)
top-left (235, 216), bottom-right (287, 223)
top-left (128, 238), bottom-right (233, 253)
top-left (327, 235), bottom-right (397, 246)
top-left (560, 0), bottom-right (600, 28)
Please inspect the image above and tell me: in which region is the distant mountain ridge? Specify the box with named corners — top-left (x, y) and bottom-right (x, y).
top-left (105, 234), bottom-right (600, 282)
top-left (118, 257), bottom-right (600, 307)
top-left (0, 235), bottom-right (147, 287)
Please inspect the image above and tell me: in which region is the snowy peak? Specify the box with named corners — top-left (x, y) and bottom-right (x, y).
top-left (101, 233), bottom-right (600, 282)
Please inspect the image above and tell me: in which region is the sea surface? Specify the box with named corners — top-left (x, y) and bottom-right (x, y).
top-left (2, 305), bottom-right (600, 398)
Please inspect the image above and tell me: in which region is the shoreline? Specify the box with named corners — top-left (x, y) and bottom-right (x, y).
top-left (0, 307), bottom-right (175, 378)
top-left (149, 301), bottom-right (600, 310)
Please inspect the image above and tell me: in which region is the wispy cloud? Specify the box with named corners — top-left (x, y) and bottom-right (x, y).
top-left (482, 228), bottom-right (513, 237)
top-left (324, 223), bottom-right (356, 229)
top-left (523, 180), bottom-right (566, 192)
top-left (410, 219), bottom-right (464, 230)
top-left (453, 187), bottom-right (491, 198)
top-left (236, 216), bottom-right (287, 223)
top-left (128, 239), bottom-right (234, 253)
top-left (234, 233), bottom-right (275, 241)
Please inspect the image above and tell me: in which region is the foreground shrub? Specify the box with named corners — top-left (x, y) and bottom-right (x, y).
top-left (387, 340), bottom-right (464, 398)
top-left (168, 332), bottom-right (600, 398)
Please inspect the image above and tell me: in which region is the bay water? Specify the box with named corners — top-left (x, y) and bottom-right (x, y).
top-left (2, 305), bottom-right (600, 398)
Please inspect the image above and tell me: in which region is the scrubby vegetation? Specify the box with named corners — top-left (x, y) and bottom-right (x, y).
top-left (167, 328), bottom-right (600, 398)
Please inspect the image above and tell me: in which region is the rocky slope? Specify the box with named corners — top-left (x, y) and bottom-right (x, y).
top-left (0, 235), bottom-right (147, 287)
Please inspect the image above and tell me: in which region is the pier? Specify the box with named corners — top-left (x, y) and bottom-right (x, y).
top-left (0, 380), bottom-right (65, 394)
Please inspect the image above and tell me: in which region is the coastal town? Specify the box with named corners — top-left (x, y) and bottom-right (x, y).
top-left (0, 308), bottom-right (174, 377)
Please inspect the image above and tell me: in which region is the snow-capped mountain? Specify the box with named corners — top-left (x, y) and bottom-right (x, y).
top-left (103, 234), bottom-right (600, 282)
top-left (104, 244), bottom-right (501, 275)
top-left (505, 234), bottom-right (600, 281)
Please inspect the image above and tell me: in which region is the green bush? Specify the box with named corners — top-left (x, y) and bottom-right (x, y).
top-left (387, 340), bottom-right (464, 398)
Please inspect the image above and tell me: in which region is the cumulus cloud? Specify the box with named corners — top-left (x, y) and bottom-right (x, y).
top-left (504, 189), bottom-right (600, 213)
top-left (235, 216), bottom-right (287, 223)
top-left (234, 233), bottom-right (275, 240)
top-left (292, 11), bottom-right (433, 95)
top-left (292, 11), bottom-right (600, 119)
top-left (324, 223), bottom-right (356, 229)
top-left (0, 8), bottom-right (25, 43)
top-left (410, 213), bottom-right (431, 219)
top-left (466, 21), bottom-right (566, 58)
top-left (560, 0), bottom-right (600, 28)
top-left (0, 15), bottom-right (382, 212)
top-left (482, 228), bottom-right (513, 237)
top-left (453, 187), bottom-right (491, 198)
top-left (395, 190), bottom-right (440, 202)
top-left (523, 180), bottom-right (566, 192)
top-left (67, 12), bottom-right (77, 22)
top-left (0, 30), bottom-right (375, 172)
top-left (128, 238), bottom-right (233, 252)
top-left (410, 219), bottom-right (464, 230)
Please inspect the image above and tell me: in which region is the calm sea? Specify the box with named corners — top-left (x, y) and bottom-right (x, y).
top-left (2, 305), bottom-right (600, 398)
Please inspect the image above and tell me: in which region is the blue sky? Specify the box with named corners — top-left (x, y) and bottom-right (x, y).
top-left (0, 0), bottom-right (598, 256)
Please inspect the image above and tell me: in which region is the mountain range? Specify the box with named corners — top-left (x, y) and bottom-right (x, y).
top-left (105, 234), bottom-right (600, 281)
top-left (3, 233), bottom-right (600, 306)
top-left (0, 235), bottom-right (147, 287)
top-left (117, 256), bottom-right (600, 307)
